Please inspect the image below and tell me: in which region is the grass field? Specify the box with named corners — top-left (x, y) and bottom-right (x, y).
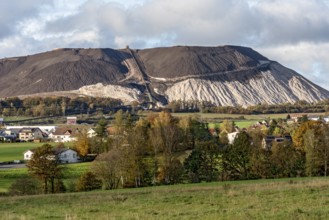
top-left (0, 167), bottom-right (28, 193)
top-left (171, 112), bottom-right (291, 120)
top-left (0, 142), bottom-right (46, 162)
top-left (0, 162), bottom-right (91, 193)
top-left (0, 142), bottom-right (74, 162)
top-left (2, 116), bottom-right (32, 121)
top-left (1, 177), bottom-right (329, 219)
top-left (208, 120), bottom-right (259, 129)
top-left (171, 112), bottom-right (291, 129)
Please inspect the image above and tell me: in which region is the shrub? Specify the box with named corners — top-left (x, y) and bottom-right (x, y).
top-left (54, 179), bottom-right (66, 193)
top-left (66, 180), bottom-right (77, 192)
top-left (76, 172), bottom-right (102, 192)
top-left (9, 177), bottom-right (41, 196)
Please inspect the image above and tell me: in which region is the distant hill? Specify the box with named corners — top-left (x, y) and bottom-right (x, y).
top-left (0, 45), bottom-right (328, 106)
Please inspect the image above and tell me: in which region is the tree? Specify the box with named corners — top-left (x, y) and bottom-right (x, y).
top-left (149, 111), bottom-right (181, 184)
top-left (168, 159), bottom-right (184, 184)
top-left (124, 118), bottom-right (151, 187)
top-left (304, 129), bottom-right (319, 176)
top-left (222, 132), bottom-right (253, 180)
top-left (319, 124), bottom-right (329, 176)
top-left (303, 124), bottom-right (329, 177)
top-left (293, 121), bottom-right (323, 150)
top-left (219, 131), bottom-right (229, 145)
top-left (2, 108), bottom-right (10, 116)
top-left (26, 144), bottom-right (64, 194)
top-left (270, 140), bottom-right (304, 178)
top-left (184, 149), bottom-right (203, 183)
top-left (250, 146), bottom-right (272, 179)
top-left (197, 140), bottom-right (222, 182)
top-left (95, 118), bottom-right (108, 138)
top-left (113, 109), bottom-right (125, 136)
top-left (92, 149), bottom-right (122, 189)
top-left (75, 130), bottom-right (90, 159)
top-left (220, 120), bottom-right (235, 133)
top-left (268, 119), bottom-right (278, 135)
top-left (9, 177), bottom-right (41, 196)
top-left (178, 116), bottom-right (193, 150)
top-left (76, 172), bottom-right (102, 191)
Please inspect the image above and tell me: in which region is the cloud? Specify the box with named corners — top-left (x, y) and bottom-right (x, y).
top-left (0, 0), bottom-right (48, 39)
top-left (0, 0), bottom-right (329, 89)
top-left (258, 42), bottom-right (329, 90)
top-left (253, 0), bottom-right (329, 46)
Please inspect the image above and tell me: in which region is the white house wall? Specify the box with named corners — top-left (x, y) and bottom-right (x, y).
top-left (59, 150), bottom-right (79, 163)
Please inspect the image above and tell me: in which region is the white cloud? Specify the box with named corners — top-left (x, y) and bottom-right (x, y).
top-left (0, 0), bottom-right (328, 90)
top-left (258, 42), bottom-right (329, 90)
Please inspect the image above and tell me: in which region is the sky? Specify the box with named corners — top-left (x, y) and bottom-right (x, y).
top-left (0, 0), bottom-right (329, 90)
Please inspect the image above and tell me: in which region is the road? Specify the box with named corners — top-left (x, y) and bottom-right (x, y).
top-left (0, 163), bottom-right (26, 169)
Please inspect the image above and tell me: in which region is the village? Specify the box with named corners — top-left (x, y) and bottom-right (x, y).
top-left (0, 113), bottom-right (328, 165)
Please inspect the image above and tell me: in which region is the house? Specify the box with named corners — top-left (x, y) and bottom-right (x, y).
top-left (24, 148), bottom-right (79, 163)
top-left (251, 121), bottom-right (269, 131)
top-left (24, 149), bottom-right (35, 160)
top-left (290, 114), bottom-right (303, 122)
top-left (67, 117), bottom-right (77, 125)
top-left (227, 131), bottom-right (239, 144)
top-left (87, 128), bottom-right (97, 138)
top-left (19, 127), bottom-right (47, 142)
top-left (324, 117), bottom-right (329, 124)
top-left (308, 115), bottom-right (320, 121)
top-left (56, 149), bottom-right (80, 163)
top-left (208, 128), bottom-right (218, 136)
top-left (6, 126), bottom-right (57, 134)
top-left (290, 114), bottom-right (323, 123)
top-left (0, 128), bottom-right (20, 142)
top-left (255, 120), bottom-right (269, 127)
top-left (50, 128), bottom-right (76, 142)
top-left (262, 135), bottom-right (292, 150)
top-left (0, 134), bottom-right (16, 142)
top-left (3, 128), bottom-right (21, 139)
top-left (286, 119), bottom-right (295, 124)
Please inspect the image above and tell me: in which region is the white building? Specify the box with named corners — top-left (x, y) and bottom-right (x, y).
top-left (57, 149), bottom-right (80, 163)
top-left (19, 127), bottom-right (46, 142)
top-left (87, 128), bottom-right (97, 138)
top-left (23, 150), bottom-right (35, 160)
top-left (324, 117), bottom-right (329, 124)
top-left (227, 131), bottom-right (239, 144)
top-left (6, 126), bottom-right (57, 134)
top-left (23, 148), bottom-right (79, 163)
top-left (49, 128), bottom-right (77, 142)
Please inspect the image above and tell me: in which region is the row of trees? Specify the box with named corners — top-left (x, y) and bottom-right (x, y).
top-left (17, 111), bottom-right (329, 195)
top-left (75, 111), bottom-right (329, 190)
top-left (167, 99), bottom-right (329, 114)
top-left (2, 96), bottom-right (329, 118)
top-left (0, 96), bottom-right (122, 117)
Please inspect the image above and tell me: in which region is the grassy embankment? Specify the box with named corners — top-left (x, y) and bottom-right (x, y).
top-left (0, 162), bottom-right (91, 193)
top-left (0, 177), bottom-right (329, 219)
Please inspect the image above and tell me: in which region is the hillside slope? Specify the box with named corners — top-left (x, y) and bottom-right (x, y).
top-left (0, 45), bottom-right (328, 106)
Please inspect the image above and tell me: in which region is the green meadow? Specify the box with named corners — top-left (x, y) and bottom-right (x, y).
top-left (0, 142), bottom-right (46, 162)
top-left (0, 142), bottom-right (75, 162)
top-left (171, 112), bottom-right (290, 120)
top-left (1, 177), bottom-right (329, 219)
top-left (0, 162), bottom-right (91, 193)
top-left (171, 112), bottom-right (290, 129)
